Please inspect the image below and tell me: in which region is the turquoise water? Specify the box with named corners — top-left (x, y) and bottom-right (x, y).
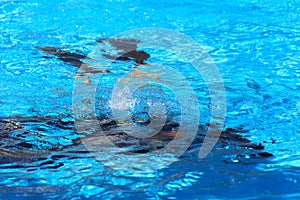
top-left (1, 0), bottom-right (300, 199)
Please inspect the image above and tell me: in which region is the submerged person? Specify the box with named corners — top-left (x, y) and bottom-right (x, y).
top-left (0, 37), bottom-right (273, 170)
top-left (35, 37), bottom-right (273, 156)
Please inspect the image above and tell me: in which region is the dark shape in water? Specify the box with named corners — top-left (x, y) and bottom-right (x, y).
top-left (36, 38), bottom-right (150, 67)
top-left (97, 38), bottom-right (150, 64)
top-left (0, 115), bottom-right (273, 167)
top-left (36, 46), bottom-right (87, 68)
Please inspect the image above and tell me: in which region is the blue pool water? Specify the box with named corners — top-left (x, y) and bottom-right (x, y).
top-left (1, 0), bottom-right (300, 199)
